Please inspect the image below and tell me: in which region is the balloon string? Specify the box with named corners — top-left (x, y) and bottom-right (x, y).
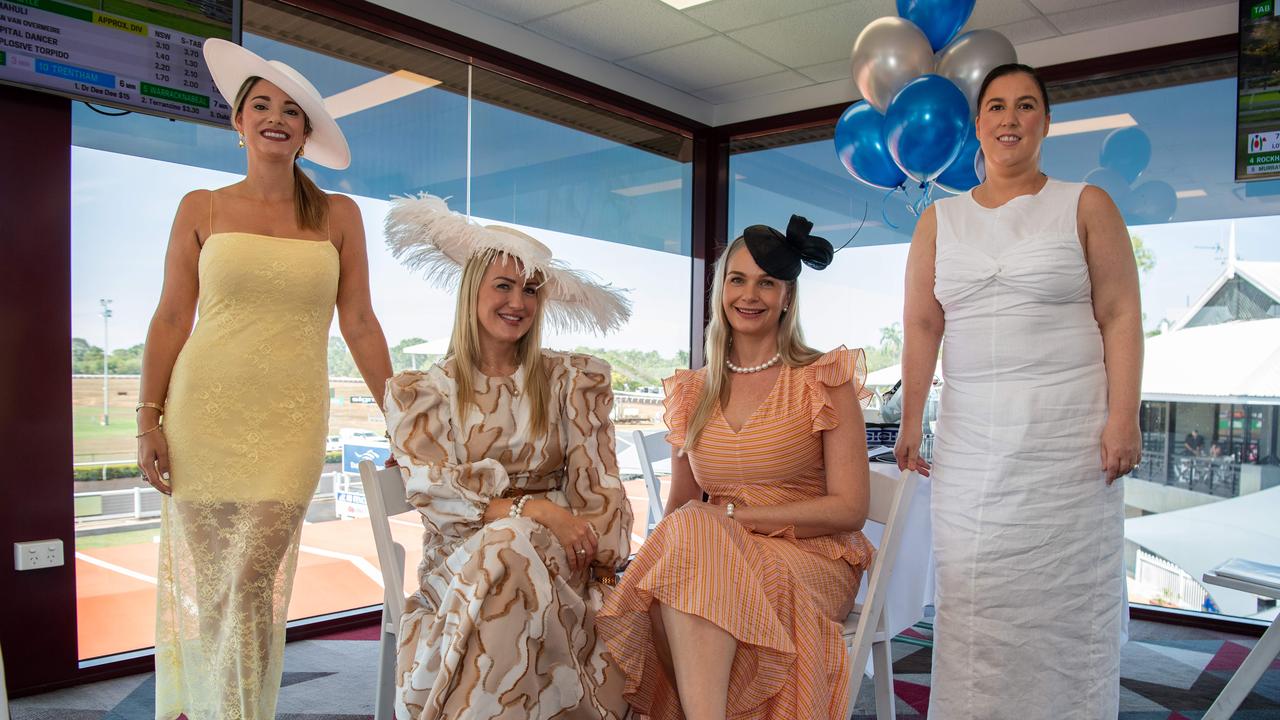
top-left (882, 185), bottom-right (904, 229)
top-left (836, 193), bottom-right (869, 252)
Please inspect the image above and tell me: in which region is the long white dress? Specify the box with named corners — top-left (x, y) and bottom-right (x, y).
top-left (928, 178), bottom-right (1125, 719)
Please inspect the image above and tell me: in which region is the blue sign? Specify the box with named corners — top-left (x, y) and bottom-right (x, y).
top-left (343, 442), bottom-right (391, 473)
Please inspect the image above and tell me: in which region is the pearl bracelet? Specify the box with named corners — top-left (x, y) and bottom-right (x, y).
top-left (508, 495), bottom-right (530, 519)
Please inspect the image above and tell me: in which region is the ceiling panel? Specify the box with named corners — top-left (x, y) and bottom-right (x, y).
top-left (619, 35), bottom-right (786, 91)
top-left (701, 70), bottom-right (813, 104)
top-left (459, 0), bottom-right (593, 25)
top-left (526, 0), bottom-right (715, 61)
top-left (683, 0), bottom-right (858, 33)
top-left (994, 17), bottom-right (1062, 45)
top-left (797, 58), bottom-right (854, 84)
top-left (1047, 0), bottom-right (1230, 35)
top-left (431, 0), bottom-right (1235, 122)
top-left (727, 3), bottom-right (886, 69)
top-left (962, 0), bottom-right (1041, 30)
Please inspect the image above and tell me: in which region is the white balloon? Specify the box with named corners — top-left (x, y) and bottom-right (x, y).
top-left (850, 17), bottom-right (934, 114)
top-left (935, 29), bottom-right (1018, 118)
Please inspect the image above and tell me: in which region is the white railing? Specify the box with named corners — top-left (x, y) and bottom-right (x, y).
top-left (74, 471), bottom-right (343, 524)
top-left (1135, 548), bottom-right (1208, 611)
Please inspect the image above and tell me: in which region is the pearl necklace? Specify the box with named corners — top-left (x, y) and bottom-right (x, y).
top-left (726, 353), bottom-right (781, 374)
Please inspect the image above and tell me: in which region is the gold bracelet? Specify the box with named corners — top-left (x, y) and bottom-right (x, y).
top-left (135, 402), bottom-right (165, 414)
top-left (135, 424), bottom-right (163, 438)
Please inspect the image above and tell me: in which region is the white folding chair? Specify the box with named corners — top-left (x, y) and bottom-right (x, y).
top-left (360, 459), bottom-right (413, 720)
top-left (631, 429), bottom-right (671, 535)
top-left (1201, 566), bottom-right (1280, 720)
top-left (843, 468), bottom-right (920, 719)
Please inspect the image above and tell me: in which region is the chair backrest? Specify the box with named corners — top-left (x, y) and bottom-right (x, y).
top-left (360, 460), bottom-right (411, 629)
top-left (848, 469), bottom-right (919, 678)
top-left (632, 429), bottom-right (671, 533)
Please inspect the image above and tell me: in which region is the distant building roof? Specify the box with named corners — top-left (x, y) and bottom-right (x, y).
top-left (1142, 318), bottom-right (1280, 404)
top-left (1171, 222), bottom-right (1280, 331)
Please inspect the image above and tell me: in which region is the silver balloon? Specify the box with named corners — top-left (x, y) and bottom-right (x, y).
top-left (850, 17), bottom-right (934, 114)
top-left (934, 29), bottom-right (1017, 118)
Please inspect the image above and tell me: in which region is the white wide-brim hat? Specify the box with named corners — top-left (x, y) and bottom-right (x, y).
top-left (203, 38), bottom-right (350, 170)
top-left (385, 194), bottom-right (631, 335)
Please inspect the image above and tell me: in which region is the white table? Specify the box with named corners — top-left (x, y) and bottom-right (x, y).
top-left (1200, 569), bottom-right (1280, 720)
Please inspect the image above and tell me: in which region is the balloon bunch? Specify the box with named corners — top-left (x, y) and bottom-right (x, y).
top-left (1082, 127), bottom-right (1177, 225)
top-left (834, 0), bottom-right (1015, 219)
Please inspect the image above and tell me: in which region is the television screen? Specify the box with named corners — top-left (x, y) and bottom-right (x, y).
top-left (0, 0), bottom-right (240, 126)
top-left (1237, 0), bottom-right (1280, 181)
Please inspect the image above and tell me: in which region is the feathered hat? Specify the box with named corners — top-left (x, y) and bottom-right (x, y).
top-left (385, 194), bottom-right (631, 335)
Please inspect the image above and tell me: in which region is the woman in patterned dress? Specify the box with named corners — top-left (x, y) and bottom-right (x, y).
top-left (382, 195), bottom-right (635, 720)
top-left (598, 216), bottom-right (875, 720)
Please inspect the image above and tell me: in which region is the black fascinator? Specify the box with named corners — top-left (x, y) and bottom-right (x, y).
top-left (741, 215), bottom-right (834, 282)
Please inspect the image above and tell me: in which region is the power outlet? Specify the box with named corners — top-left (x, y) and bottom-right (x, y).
top-left (14, 539), bottom-right (65, 570)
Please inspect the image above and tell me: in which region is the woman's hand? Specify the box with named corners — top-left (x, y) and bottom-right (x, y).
top-left (1100, 418), bottom-right (1141, 485)
top-left (136, 426), bottom-right (173, 495)
top-left (894, 424), bottom-right (931, 477)
top-left (528, 500), bottom-right (597, 574)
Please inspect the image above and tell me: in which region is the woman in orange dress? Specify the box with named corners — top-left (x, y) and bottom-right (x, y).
top-left (598, 216), bottom-right (874, 720)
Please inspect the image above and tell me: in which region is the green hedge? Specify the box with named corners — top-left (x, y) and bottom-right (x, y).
top-left (74, 464), bottom-right (141, 482)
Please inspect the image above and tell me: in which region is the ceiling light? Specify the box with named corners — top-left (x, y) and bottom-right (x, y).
top-left (324, 70), bottom-right (441, 119)
top-left (1176, 189), bottom-right (1207, 198)
top-left (1046, 113), bottom-right (1137, 137)
top-left (660, 0), bottom-right (715, 9)
top-left (612, 179), bottom-right (683, 197)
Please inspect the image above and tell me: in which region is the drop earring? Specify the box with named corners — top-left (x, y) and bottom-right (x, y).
top-left (297, 145), bottom-right (305, 158)
top-left (237, 132), bottom-right (245, 148)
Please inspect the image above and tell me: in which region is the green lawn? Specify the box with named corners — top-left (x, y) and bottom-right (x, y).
top-left (73, 405), bottom-right (138, 461)
top-left (76, 527), bottom-right (160, 549)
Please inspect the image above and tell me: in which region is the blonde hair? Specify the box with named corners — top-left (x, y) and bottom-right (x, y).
top-left (684, 236), bottom-right (823, 450)
top-left (234, 77), bottom-right (329, 232)
top-left (448, 249), bottom-right (551, 438)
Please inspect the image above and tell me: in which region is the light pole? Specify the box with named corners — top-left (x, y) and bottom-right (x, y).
top-left (100, 298), bottom-right (113, 426)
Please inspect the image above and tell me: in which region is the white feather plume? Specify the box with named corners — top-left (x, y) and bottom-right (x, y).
top-left (384, 193), bottom-right (631, 335)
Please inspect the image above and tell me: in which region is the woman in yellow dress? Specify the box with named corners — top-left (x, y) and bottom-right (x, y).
top-left (134, 39), bottom-right (393, 720)
top-left (382, 194), bottom-right (634, 719)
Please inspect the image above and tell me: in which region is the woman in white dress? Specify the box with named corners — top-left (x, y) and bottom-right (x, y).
top-left (894, 64), bottom-right (1143, 719)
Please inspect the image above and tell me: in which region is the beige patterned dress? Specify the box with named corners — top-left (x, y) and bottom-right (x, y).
top-left (384, 350), bottom-right (634, 720)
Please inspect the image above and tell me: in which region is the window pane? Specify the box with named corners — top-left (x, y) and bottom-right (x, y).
top-left (71, 1), bottom-right (692, 660)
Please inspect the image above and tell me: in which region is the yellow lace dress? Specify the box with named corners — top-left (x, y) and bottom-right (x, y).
top-left (154, 232), bottom-right (339, 720)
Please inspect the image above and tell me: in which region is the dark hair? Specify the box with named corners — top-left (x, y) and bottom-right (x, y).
top-left (233, 76), bottom-right (328, 232)
top-left (976, 63), bottom-right (1050, 116)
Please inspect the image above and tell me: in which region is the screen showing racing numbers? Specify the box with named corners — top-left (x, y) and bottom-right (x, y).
top-left (1237, 0), bottom-right (1280, 181)
top-left (0, 0), bottom-right (238, 126)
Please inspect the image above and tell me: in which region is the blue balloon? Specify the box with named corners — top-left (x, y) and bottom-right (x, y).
top-left (1124, 180), bottom-right (1177, 225)
top-left (834, 101), bottom-right (906, 190)
top-left (935, 124), bottom-right (982, 193)
top-left (884, 75), bottom-right (970, 184)
top-left (897, 0), bottom-right (976, 52)
top-left (1099, 127), bottom-right (1152, 184)
top-left (1084, 166), bottom-right (1131, 209)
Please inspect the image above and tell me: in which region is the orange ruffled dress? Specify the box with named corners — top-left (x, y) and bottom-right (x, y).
top-left (598, 348), bottom-right (874, 720)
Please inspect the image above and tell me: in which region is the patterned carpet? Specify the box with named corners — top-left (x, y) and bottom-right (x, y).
top-left (9, 619), bottom-right (1277, 718)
